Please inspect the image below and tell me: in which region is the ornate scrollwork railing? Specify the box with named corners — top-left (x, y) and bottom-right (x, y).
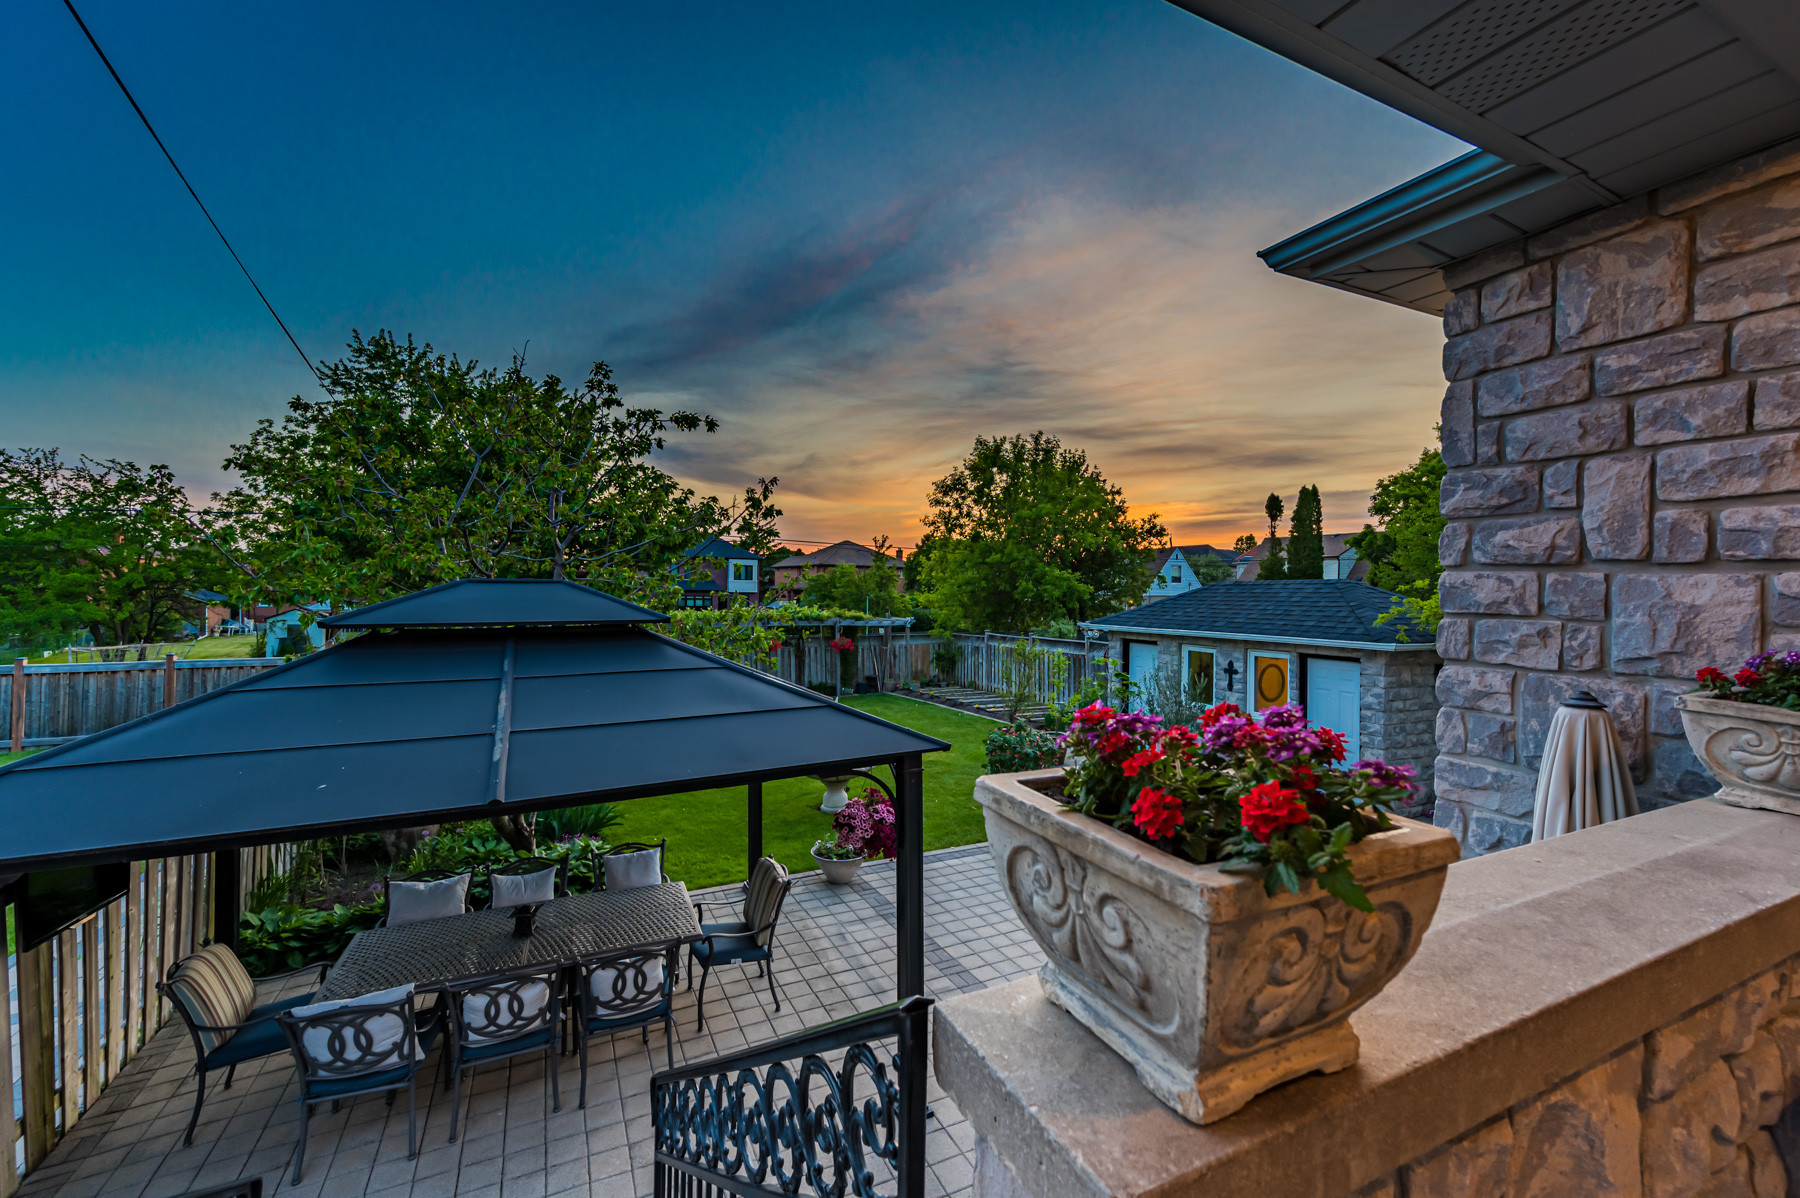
top-left (651, 996), bottom-right (933, 1197)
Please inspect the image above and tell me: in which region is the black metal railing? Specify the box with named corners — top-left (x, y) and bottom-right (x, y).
top-left (651, 995), bottom-right (933, 1198)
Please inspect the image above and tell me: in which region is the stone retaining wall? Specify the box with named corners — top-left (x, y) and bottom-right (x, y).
top-left (1434, 137), bottom-right (1800, 852)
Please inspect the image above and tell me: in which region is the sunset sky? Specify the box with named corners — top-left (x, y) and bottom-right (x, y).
top-left (1, 0), bottom-right (1465, 551)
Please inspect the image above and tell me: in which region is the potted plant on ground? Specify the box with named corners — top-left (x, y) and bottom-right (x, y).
top-left (1679, 652), bottom-right (1800, 813)
top-left (976, 701), bottom-right (1458, 1124)
top-left (811, 788), bottom-right (897, 884)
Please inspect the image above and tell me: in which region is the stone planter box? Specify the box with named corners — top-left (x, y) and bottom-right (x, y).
top-left (1677, 693), bottom-right (1800, 815)
top-left (975, 769), bottom-right (1460, 1124)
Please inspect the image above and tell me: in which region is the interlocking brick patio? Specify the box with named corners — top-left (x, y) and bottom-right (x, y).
top-left (15, 844), bottom-right (1041, 1198)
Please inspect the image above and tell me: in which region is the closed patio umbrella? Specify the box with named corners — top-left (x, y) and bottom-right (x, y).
top-left (1531, 690), bottom-right (1638, 842)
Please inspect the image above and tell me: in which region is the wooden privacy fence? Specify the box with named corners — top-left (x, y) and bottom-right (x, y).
top-left (946, 633), bottom-right (1107, 708)
top-left (772, 634), bottom-right (935, 691)
top-left (2, 844), bottom-right (296, 1193)
top-left (5, 657), bottom-right (282, 749)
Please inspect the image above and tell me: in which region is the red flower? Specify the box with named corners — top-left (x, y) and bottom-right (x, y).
top-left (1074, 703), bottom-right (1117, 725)
top-left (1736, 668), bottom-right (1765, 686)
top-left (1121, 748), bottom-right (1165, 777)
top-left (1291, 765), bottom-right (1317, 791)
top-left (1696, 666), bottom-right (1727, 684)
top-left (1098, 731), bottom-right (1131, 758)
top-left (1239, 782), bottom-right (1310, 843)
top-left (1163, 726), bottom-right (1199, 748)
top-left (1201, 702), bottom-right (1242, 728)
top-left (1316, 727), bottom-right (1347, 762)
top-left (1131, 787), bottom-right (1184, 840)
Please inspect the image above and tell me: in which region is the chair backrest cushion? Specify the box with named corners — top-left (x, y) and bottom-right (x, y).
top-left (587, 955), bottom-right (667, 1015)
top-left (388, 873), bottom-right (469, 925)
top-left (491, 867), bottom-right (558, 908)
top-left (167, 944), bottom-right (258, 1054)
top-left (605, 847), bottom-right (663, 891)
top-left (743, 857), bottom-right (789, 947)
top-left (458, 977), bottom-right (554, 1046)
top-left (287, 983), bottom-right (417, 1073)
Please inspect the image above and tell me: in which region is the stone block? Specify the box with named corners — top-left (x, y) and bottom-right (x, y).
top-left (1584, 455), bottom-right (1652, 560)
top-left (1744, 1130), bottom-right (1786, 1198)
top-left (1478, 421), bottom-right (1502, 465)
top-left (1726, 1032), bottom-right (1783, 1140)
top-left (1545, 571), bottom-right (1607, 619)
top-left (1732, 308), bottom-right (1800, 372)
top-left (1440, 571), bottom-right (1539, 615)
top-left (1507, 1044), bottom-right (1643, 1196)
top-left (1751, 371), bottom-right (1800, 431)
top-left (1765, 1013), bottom-right (1800, 1104)
top-left (1773, 574), bottom-right (1800, 626)
top-left (1531, 194), bottom-right (1652, 258)
top-left (1482, 262), bottom-right (1553, 323)
top-left (1718, 506), bottom-right (1800, 560)
top-left (1545, 459), bottom-right (1580, 507)
top-left (1445, 311), bottom-right (1554, 381)
top-left (1471, 516), bottom-right (1581, 564)
top-left (1564, 623), bottom-right (1602, 670)
top-left (1443, 289), bottom-right (1481, 338)
top-left (1403, 1117), bottom-right (1512, 1198)
top-left (1435, 707), bottom-right (1466, 753)
top-left (1595, 326), bottom-right (1728, 396)
top-left (1694, 175), bottom-right (1800, 259)
top-left (1349, 1176), bottom-right (1399, 1198)
top-left (1635, 382), bottom-right (1750, 445)
top-left (1612, 574), bottom-right (1761, 676)
top-left (1651, 682), bottom-right (1687, 736)
top-left (1474, 619), bottom-right (1563, 670)
top-left (1556, 220), bottom-right (1691, 351)
top-left (1507, 401), bottom-right (1628, 461)
top-left (1641, 1060), bottom-right (1740, 1197)
top-left (1442, 382), bottom-right (1476, 467)
top-left (1656, 435), bottom-right (1800, 501)
top-left (1661, 138), bottom-right (1800, 215)
top-left (1463, 713), bottom-right (1516, 763)
top-left (1478, 353), bottom-right (1592, 418)
top-left (1437, 664), bottom-right (1516, 713)
top-left (1654, 510), bottom-right (1710, 563)
top-left (1520, 673), bottom-right (1646, 773)
top-left (1440, 522), bottom-right (1471, 567)
top-left (1695, 242), bottom-right (1800, 321)
top-left (1646, 976), bottom-right (1786, 1101)
top-left (1437, 617), bottom-right (1471, 660)
top-left (1436, 756), bottom-right (1534, 818)
top-left (1655, 738), bottom-right (1722, 800)
top-left (1442, 466), bottom-right (1541, 517)
top-left (1467, 811), bottom-right (1531, 854)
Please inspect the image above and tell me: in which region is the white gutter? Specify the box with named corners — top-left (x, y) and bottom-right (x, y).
top-left (1078, 623), bottom-right (1437, 653)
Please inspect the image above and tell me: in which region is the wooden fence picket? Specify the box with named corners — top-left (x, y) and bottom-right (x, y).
top-left (0, 942), bottom-right (17, 1198)
top-left (16, 942), bottom-right (53, 1172)
top-left (80, 919), bottom-right (100, 1110)
top-left (56, 928), bottom-right (79, 1135)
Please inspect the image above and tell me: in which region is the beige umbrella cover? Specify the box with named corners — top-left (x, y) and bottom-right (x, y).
top-left (1531, 691), bottom-right (1638, 842)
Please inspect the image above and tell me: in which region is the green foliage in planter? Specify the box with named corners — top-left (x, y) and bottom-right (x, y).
top-left (239, 902), bottom-right (383, 975)
top-left (985, 720), bottom-right (1062, 774)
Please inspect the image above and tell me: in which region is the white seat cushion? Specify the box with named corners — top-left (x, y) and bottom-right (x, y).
top-left (589, 958), bottom-right (666, 1015)
top-left (605, 847), bottom-right (662, 891)
top-left (459, 979), bottom-right (553, 1045)
top-left (491, 867), bottom-right (557, 907)
top-left (387, 874), bottom-right (469, 925)
top-left (289, 983), bottom-right (418, 1068)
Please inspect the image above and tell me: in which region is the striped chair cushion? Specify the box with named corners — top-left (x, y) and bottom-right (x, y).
top-left (167, 944), bottom-right (257, 1054)
top-left (742, 858), bottom-right (788, 947)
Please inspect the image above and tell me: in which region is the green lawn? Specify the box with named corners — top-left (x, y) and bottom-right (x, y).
top-left (3, 634), bottom-right (260, 666)
top-left (607, 693), bottom-right (1002, 889)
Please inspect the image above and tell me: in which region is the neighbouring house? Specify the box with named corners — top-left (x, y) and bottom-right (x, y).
top-left (1143, 544), bottom-right (1245, 598)
top-left (677, 537), bottom-right (762, 610)
top-left (1233, 533), bottom-right (1370, 580)
top-left (263, 606), bottom-right (328, 654)
top-left (768, 540), bottom-right (901, 600)
top-left (1082, 579), bottom-right (1440, 808)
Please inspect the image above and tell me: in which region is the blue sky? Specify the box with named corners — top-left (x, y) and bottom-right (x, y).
top-left (1, 0), bottom-right (1465, 546)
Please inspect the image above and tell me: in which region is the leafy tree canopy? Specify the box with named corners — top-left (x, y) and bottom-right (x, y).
top-left (1258, 492), bottom-right (1288, 580)
top-left (1287, 485), bottom-right (1324, 579)
top-left (921, 432), bottom-right (1165, 632)
top-left (800, 538), bottom-right (910, 616)
top-left (1189, 552), bottom-right (1236, 586)
top-left (1231, 533), bottom-right (1258, 554)
top-left (1345, 449), bottom-right (1446, 594)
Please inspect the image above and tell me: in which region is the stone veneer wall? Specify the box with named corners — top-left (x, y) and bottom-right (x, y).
top-left (1433, 136), bottom-right (1800, 853)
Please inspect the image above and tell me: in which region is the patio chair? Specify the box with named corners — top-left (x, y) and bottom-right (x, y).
top-left (596, 839), bottom-right (669, 891)
top-left (276, 983), bottom-right (439, 1184)
top-left (157, 943), bottom-right (331, 1147)
top-left (485, 855), bottom-right (567, 908)
top-left (443, 964), bottom-right (564, 1141)
top-left (573, 945), bottom-right (679, 1100)
top-left (686, 856), bottom-right (792, 1033)
top-left (378, 868), bottom-right (472, 927)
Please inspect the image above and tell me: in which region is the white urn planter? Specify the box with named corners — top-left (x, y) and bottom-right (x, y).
top-left (1677, 693), bottom-right (1800, 814)
top-left (815, 775), bottom-right (852, 814)
top-left (976, 769), bottom-right (1460, 1124)
top-left (811, 849), bottom-right (866, 885)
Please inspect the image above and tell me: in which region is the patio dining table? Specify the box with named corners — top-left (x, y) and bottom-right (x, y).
top-left (315, 881), bottom-right (703, 1000)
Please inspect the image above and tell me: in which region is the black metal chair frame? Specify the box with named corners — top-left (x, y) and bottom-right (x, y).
top-left (276, 988), bottom-right (434, 1184)
top-left (685, 871), bottom-right (792, 1033)
top-left (484, 855), bottom-right (568, 908)
top-left (595, 838), bottom-right (670, 891)
top-left (573, 944), bottom-right (680, 1103)
top-left (443, 964), bottom-right (565, 1142)
top-left (377, 868), bottom-right (473, 927)
top-left (158, 951), bottom-right (331, 1148)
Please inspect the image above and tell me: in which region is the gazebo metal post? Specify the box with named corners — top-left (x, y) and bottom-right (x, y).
top-left (212, 848), bottom-right (241, 951)
top-left (747, 781), bottom-right (763, 876)
top-left (895, 753), bottom-right (925, 1000)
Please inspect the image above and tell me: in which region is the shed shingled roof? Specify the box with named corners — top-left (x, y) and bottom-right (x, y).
top-left (1084, 580), bottom-right (1431, 647)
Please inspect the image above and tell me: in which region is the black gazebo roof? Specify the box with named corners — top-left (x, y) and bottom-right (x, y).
top-left (0, 581), bottom-right (946, 872)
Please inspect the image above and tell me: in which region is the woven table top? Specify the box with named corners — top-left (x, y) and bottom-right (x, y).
top-left (317, 881), bottom-right (702, 1000)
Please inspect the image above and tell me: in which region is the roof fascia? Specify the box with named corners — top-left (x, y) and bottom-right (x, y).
top-left (1079, 623), bottom-right (1436, 651)
top-left (1698, 0), bottom-right (1800, 89)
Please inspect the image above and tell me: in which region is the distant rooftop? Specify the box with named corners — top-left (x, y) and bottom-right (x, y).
top-left (1084, 579), bottom-right (1432, 649)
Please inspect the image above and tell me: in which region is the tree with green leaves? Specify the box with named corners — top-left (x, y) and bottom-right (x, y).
top-left (1286, 485), bottom-right (1325, 579)
top-left (1189, 551), bottom-right (1235, 586)
top-left (1258, 493), bottom-right (1288, 580)
top-left (1232, 533), bottom-right (1258, 554)
top-left (800, 537), bottom-right (910, 615)
top-left (0, 449), bottom-right (210, 648)
top-left (210, 331), bottom-right (780, 618)
top-left (921, 433), bottom-right (1165, 632)
top-left (1346, 449), bottom-right (1448, 640)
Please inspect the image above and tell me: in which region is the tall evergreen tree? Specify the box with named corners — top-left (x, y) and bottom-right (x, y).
top-left (1287, 485), bottom-right (1325, 579)
top-left (1258, 492), bottom-right (1287, 580)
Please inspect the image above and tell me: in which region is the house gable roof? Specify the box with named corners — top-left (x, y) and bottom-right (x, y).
top-left (683, 537), bottom-right (758, 561)
top-left (772, 541), bottom-right (892, 570)
top-left (1085, 580), bottom-right (1432, 649)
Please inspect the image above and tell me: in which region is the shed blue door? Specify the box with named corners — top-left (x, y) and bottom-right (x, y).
top-left (1304, 658), bottom-right (1360, 763)
top-left (1124, 642), bottom-right (1158, 712)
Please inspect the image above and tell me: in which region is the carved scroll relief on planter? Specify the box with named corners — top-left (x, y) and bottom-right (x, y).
top-left (1218, 899), bottom-right (1410, 1051)
top-left (1707, 722), bottom-right (1800, 791)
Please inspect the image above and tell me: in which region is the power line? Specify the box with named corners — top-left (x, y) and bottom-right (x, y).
top-left (60, 0), bottom-right (320, 380)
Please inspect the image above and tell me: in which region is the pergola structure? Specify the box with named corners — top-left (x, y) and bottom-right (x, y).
top-left (0, 577), bottom-right (948, 996)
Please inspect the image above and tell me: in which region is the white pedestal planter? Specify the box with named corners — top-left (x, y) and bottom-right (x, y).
top-left (811, 849), bottom-right (866, 885)
top-left (975, 769), bottom-right (1459, 1124)
top-left (816, 776), bottom-right (852, 814)
top-left (1678, 694), bottom-right (1800, 814)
